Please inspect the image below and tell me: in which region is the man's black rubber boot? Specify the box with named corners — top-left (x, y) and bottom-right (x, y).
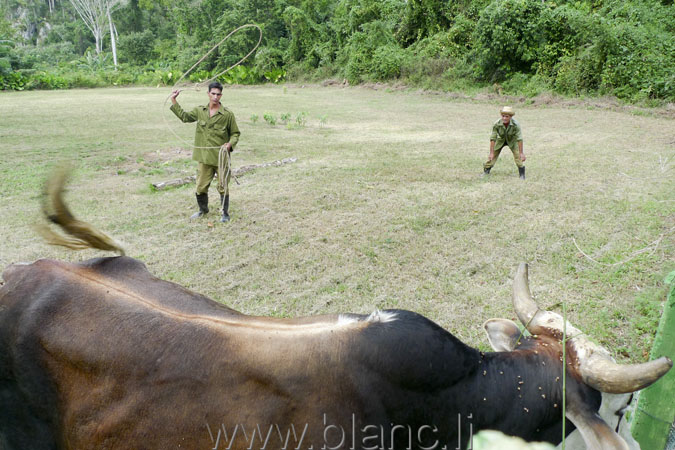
top-left (220, 194), bottom-right (230, 223)
top-left (518, 166), bottom-right (526, 180)
top-left (482, 167), bottom-right (491, 177)
top-left (190, 193), bottom-right (209, 219)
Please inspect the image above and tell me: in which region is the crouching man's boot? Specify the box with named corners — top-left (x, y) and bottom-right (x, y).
top-left (190, 193), bottom-right (209, 219)
top-left (518, 166), bottom-right (526, 180)
top-left (220, 194), bottom-right (230, 223)
top-left (482, 167), bottom-right (491, 177)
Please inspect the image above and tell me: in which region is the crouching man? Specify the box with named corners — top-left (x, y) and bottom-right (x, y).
top-left (483, 106), bottom-right (526, 179)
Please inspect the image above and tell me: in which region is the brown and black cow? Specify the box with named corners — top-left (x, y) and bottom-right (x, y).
top-left (0, 172), bottom-right (671, 450)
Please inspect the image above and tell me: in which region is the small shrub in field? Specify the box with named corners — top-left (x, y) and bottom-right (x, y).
top-left (280, 113), bottom-right (291, 124)
top-left (250, 113), bottom-right (259, 124)
top-left (295, 112), bottom-right (308, 127)
top-left (319, 115), bottom-right (327, 127)
top-left (263, 113), bottom-right (277, 125)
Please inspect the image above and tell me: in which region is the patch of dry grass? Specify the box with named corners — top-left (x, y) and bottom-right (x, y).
top-left (0, 85), bottom-right (673, 360)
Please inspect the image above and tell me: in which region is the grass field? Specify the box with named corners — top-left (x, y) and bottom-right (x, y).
top-left (0, 85), bottom-right (673, 362)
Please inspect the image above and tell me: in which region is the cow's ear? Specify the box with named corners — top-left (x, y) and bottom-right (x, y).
top-left (483, 319), bottom-right (522, 352)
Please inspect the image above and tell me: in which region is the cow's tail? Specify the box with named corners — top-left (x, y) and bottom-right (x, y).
top-left (36, 165), bottom-right (126, 255)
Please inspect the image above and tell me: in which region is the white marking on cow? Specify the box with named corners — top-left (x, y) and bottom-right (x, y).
top-left (366, 310), bottom-right (397, 323)
top-left (336, 315), bottom-right (359, 326)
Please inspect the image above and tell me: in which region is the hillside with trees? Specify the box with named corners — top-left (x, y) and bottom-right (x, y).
top-left (1, 0), bottom-right (673, 103)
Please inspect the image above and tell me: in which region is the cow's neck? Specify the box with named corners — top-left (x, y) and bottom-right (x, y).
top-left (379, 347), bottom-right (566, 448)
top-left (457, 350), bottom-right (566, 442)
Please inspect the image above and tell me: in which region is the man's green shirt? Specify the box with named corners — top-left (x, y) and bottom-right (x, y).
top-left (490, 118), bottom-right (523, 149)
top-left (170, 102), bottom-right (241, 166)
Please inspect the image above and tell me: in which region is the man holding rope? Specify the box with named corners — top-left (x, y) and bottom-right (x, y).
top-left (170, 81), bottom-right (240, 222)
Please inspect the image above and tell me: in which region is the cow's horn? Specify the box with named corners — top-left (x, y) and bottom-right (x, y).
top-left (512, 263), bottom-right (577, 335)
top-left (579, 353), bottom-right (673, 394)
top-left (512, 263), bottom-right (540, 332)
top-left (513, 263), bottom-right (673, 394)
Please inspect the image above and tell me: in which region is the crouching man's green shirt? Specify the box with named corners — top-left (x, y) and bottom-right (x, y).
top-left (170, 102), bottom-right (241, 166)
top-left (490, 118), bottom-right (523, 150)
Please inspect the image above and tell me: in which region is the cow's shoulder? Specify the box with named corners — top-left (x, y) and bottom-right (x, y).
top-left (79, 255), bottom-right (151, 278)
top-left (354, 309), bottom-right (481, 389)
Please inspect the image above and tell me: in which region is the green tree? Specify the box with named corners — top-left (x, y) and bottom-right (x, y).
top-left (117, 29), bottom-right (154, 64)
top-left (472, 0), bottom-right (547, 81)
top-left (397, 0), bottom-right (452, 44)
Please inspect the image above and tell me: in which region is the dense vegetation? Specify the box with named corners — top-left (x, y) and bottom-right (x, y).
top-left (1, 0), bottom-right (673, 102)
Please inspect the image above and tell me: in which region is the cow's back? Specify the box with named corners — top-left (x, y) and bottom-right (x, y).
top-left (0, 256), bottom-right (484, 449)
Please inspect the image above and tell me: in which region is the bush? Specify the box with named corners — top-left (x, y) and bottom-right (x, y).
top-left (501, 72), bottom-right (550, 97)
top-left (0, 39), bottom-right (28, 90)
top-left (102, 69), bottom-right (136, 86)
top-left (341, 20), bottom-right (398, 82)
top-left (254, 46), bottom-right (285, 73)
top-left (553, 49), bottom-right (603, 95)
top-left (0, 38), bottom-right (18, 74)
top-left (535, 6), bottom-right (596, 78)
top-left (25, 71), bottom-right (69, 89)
top-left (15, 42), bottom-right (78, 69)
top-left (263, 112), bottom-right (276, 125)
top-left (65, 71), bottom-right (105, 88)
top-left (400, 20), bottom-right (473, 82)
top-left (472, 0), bottom-right (547, 81)
top-left (0, 71), bottom-right (28, 90)
top-left (397, 0), bottom-right (451, 44)
top-left (263, 68), bottom-right (286, 83)
top-left (549, 3), bottom-right (675, 101)
top-left (154, 38), bottom-right (178, 62)
top-left (220, 65), bottom-right (261, 85)
top-left (599, 22), bottom-right (674, 100)
top-left (188, 69), bottom-right (212, 83)
top-left (118, 30), bottom-right (156, 65)
top-left (371, 44), bottom-right (405, 80)
top-left (282, 6), bottom-right (326, 65)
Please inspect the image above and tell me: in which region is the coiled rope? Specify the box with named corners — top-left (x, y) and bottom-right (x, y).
top-left (218, 145), bottom-right (231, 212)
